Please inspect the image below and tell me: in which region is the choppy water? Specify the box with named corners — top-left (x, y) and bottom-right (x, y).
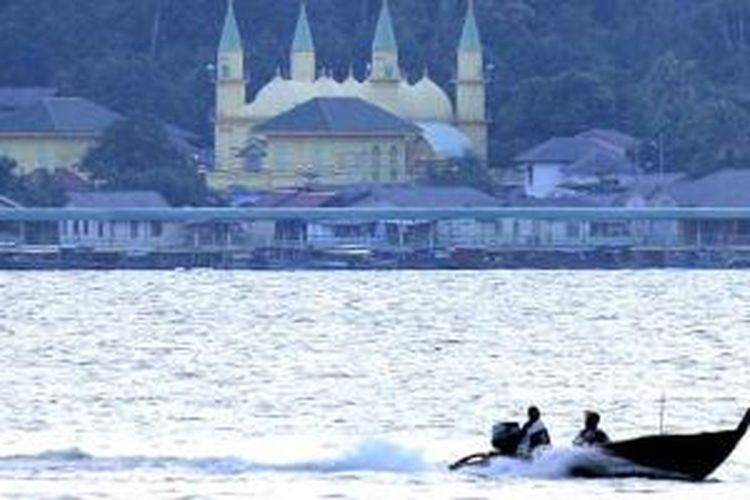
top-left (0, 270), bottom-right (748, 499)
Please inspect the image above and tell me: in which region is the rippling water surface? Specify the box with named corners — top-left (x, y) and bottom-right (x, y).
top-left (0, 270), bottom-right (748, 499)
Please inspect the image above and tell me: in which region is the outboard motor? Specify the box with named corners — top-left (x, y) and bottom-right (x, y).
top-left (491, 421), bottom-right (522, 455)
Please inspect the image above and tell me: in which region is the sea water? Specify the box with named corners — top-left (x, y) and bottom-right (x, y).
top-left (0, 270), bottom-right (748, 499)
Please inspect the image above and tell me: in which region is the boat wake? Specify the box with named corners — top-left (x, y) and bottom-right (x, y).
top-left (0, 441), bottom-right (692, 480)
top-left (455, 446), bottom-right (688, 480)
top-left (0, 439), bottom-right (428, 476)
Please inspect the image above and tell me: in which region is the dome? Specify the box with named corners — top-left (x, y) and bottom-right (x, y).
top-left (409, 76), bottom-right (454, 122)
top-left (312, 75), bottom-right (351, 98)
top-left (246, 76), bottom-right (314, 119)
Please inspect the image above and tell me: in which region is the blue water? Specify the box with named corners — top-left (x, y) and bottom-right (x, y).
top-left (0, 270), bottom-right (748, 498)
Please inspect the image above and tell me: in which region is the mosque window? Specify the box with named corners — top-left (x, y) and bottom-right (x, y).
top-left (312, 143), bottom-right (324, 174)
top-left (385, 64), bottom-right (394, 79)
top-left (274, 145), bottom-right (287, 173)
top-left (389, 146), bottom-right (399, 167)
top-left (221, 64), bottom-right (231, 79)
top-left (372, 145), bottom-right (382, 181)
top-left (244, 144), bottom-right (265, 173)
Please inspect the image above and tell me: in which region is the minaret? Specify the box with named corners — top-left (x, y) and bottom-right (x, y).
top-left (291, 1), bottom-right (316, 81)
top-left (456, 0), bottom-right (488, 162)
top-left (215, 0), bottom-right (248, 178)
top-left (371, 0), bottom-right (399, 81)
top-left (217, 0), bottom-right (246, 117)
top-left (368, 0), bottom-right (401, 112)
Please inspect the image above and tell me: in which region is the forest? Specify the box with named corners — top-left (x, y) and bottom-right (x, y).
top-left (2, 0), bottom-right (750, 175)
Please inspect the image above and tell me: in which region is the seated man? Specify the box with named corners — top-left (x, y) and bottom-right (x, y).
top-left (516, 406), bottom-right (551, 456)
top-left (573, 411), bottom-right (610, 446)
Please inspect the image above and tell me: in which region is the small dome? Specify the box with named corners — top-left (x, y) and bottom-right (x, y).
top-left (312, 75), bottom-right (349, 97)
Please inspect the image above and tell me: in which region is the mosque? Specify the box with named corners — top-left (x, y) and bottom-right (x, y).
top-left (211, 0), bottom-right (488, 191)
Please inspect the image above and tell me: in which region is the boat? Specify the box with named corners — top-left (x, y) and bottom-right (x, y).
top-left (449, 408), bottom-right (750, 481)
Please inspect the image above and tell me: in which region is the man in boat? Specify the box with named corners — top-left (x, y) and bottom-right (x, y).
top-left (516, 406), bottom-right (551, 456)
top-left (573, 410), bottom-right (609, 446)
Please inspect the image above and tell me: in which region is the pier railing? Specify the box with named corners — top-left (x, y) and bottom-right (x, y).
top-left (3, 207), bottom-right (750, 258)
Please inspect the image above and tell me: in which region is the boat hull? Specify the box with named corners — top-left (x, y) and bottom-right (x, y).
top-left (449, 408), bottom-right (750, 481)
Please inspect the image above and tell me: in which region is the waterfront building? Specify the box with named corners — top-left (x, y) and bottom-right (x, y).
top-left (515, 129), bottom-right (641, 198)
top-left (59, 191), bottom-right (182, 252)
top-left (212, 0), bottom-right (488, 191)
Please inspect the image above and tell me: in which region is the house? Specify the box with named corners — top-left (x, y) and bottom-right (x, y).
top-left (0, 97), bottom-right (120, 175)
top-left (0, 92), bottom-right (207, 179)
top-left (515, 130), bottom-right (641, 198)
top-left (245, 185), bottom-right (501, 251)
top-left (59, 191), bottom-right (182, 252)
top-left (666, 169), bottom-right (750, 246)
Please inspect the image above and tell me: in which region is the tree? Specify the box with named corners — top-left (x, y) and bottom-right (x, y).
top-left (80, 114), bottom-right (206, 206)
top-left (0, 156), bottom-right (23, 201)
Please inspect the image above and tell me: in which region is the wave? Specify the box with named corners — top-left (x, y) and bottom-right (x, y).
top-left (0, 441), bottom-right (678, 480)
top-left (0, 439), bottom-right (428, 476)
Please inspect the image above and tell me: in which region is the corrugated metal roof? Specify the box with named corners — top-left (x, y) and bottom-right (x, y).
top-left (668, 169), bottom-right (750, 207)
top-left (0, 97), bottom-right (120, 134)
top-left (351, 185), bottom-right (500, 208)
top-left (416, 122), bottom-right (473, 159)
top-left (66, 191), bottom-right (169, 208)
top-left (515, 137), bottom-right (601, 163)
top-left (254, 97), bottom-right (419, 135)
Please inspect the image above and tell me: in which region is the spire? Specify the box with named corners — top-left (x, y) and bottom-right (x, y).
top-left (459, 0), bottom-right (482, 52)
top-left (292, 1), bottom-right (314, 52)
top-left (373, 0), bottom-right (397, 52)
top-left (220, 0), bottom-right (242, 52)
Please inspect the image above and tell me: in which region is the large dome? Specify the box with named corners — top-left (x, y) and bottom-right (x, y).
top-left (408, 76), bottom-right (454, 122)
top-left (246, 76), bottom-right (315, 119)
top-left (247, 74), bottom-right (454, 123)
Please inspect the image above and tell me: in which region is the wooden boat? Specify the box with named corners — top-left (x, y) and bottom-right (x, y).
top-left (450, 408), bottom-right (750, 481)
top-left (586, 407), bottom-right (750, 480)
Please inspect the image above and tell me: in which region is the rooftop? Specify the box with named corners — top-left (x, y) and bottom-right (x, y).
top-left (0, 97), bottom-right (120, 134)
top-left (66, 191), bottom-right (169, 208)
top-left (254, 97), bottom-right (419, 136)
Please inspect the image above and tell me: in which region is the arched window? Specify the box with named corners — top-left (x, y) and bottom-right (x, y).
top-left (221, 65), bottom-right (231, 79)
top-left (371, 145), bottom-right (382, 181)
top-left (389, 145), bottom-right (399, 181)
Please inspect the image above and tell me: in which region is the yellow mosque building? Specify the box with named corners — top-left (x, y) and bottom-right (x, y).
top-left (211, 0), bottom-right (488, 191)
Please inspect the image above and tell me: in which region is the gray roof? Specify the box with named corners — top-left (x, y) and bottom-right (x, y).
top-left (254, 97), bottom-right (419, 136)
top-left (0, 97), bottom-right (120, 134)
top-left (0, 87), bottom-right (57, 115)
top-left (66, 191), bottom-right (169, 208)
top-left (577, 129), bottom-right (640, 152)
top-left (350, 185), bottom-right (500, 208)
top-left (562, 150), bottom-right (639, 177)
top-left (515, 137), bottom-right (603, 164)
top-left (667, 169), bottom-right (750, 207)
top-left (516, 135), bottom-right (640, 177)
